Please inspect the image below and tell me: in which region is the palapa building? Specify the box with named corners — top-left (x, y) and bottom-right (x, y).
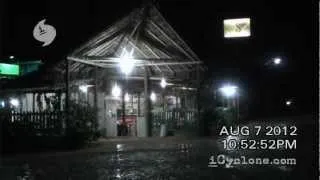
top-left (0, 3), bottom-right (205, 137)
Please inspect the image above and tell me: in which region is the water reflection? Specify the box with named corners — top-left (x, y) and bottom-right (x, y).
top-left (115, 168), bottom-right (121, 178)
top-left (116, 144), bottom-right (124, 152)
top-left (2, 136), bottom-right (302, 179)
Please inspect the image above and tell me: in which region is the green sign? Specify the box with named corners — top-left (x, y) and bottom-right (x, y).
top-left (0, 63), bottom-right (20, 76)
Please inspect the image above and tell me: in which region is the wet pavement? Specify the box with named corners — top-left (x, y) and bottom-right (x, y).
top-left (0, 117), bottom-right (316, 180)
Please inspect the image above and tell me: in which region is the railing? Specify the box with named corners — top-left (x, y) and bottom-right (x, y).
top-left (5, 111), bottom-right (65, 136)
top-left (152, 110), bottom-right (197, 130)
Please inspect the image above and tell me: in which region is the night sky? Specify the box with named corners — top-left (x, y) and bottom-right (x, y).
top-left (0, 0), bottom-right (317, 117)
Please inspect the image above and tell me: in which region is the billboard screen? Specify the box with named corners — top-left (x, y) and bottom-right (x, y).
top-left (223, 18), bottom-right (251, 38)
top-left (0, 63), bottom-right (20, 76)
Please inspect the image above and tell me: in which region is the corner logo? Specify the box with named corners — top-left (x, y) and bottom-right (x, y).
top-left (33, 19), bottom-right (56, 47)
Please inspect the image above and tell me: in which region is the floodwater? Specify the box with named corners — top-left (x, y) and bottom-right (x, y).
top-left (0, 118), bottom-right (316, 180)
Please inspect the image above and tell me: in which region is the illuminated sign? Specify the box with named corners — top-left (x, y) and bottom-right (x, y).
top-left (0, 63), bottom-right (20, 76)
top-left (224, 18), bottom-right (251, 38)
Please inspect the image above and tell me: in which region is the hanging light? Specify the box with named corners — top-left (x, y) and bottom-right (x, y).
top-left (112, 83), bottom-right (121, 97)
top-left (150, 92), bottom-right (156, 102)
top-left (160, 78), bottom-right (167, 88)
top-left (125, 93), bottom-right (130, 102)
top-left (119, 48), bottom-right (134, 75)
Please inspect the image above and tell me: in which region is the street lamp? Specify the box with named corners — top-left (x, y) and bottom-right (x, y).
top-left (216, 84), bottom-right (240, 121)
top-left (219, 84), bottom-right (238, 98)
top-left (264, 57), bottom-right (283, 67)
top-left (119, 48), bottom-right (134, 75)
top-left (285, 100), bottom-right (292, 106)
top-left (273, 57), bottom-right (281, 65)
top-left (9, 55), bottom-right (14, 59)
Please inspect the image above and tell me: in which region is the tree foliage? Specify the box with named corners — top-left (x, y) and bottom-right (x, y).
top-left (64, 100), bottom-right (100, 148)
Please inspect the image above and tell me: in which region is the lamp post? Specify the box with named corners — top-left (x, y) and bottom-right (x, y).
top-left (263, 56), bottom-right (285, 115)
top-left (217, 84), bottom-right (240, 120)
top-left (219, 85), bottom-right (238, 107)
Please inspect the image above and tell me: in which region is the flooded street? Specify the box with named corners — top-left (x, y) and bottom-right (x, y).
top-left (0, 141), bottom-right (306, 179)
top-left (0, 118), bottom-right (315, 180)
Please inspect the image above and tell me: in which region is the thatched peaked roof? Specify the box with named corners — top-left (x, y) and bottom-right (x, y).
top-left (0, 4), bottom-right (205, 93)
top-left (66, 3), bottom-right (205, 80)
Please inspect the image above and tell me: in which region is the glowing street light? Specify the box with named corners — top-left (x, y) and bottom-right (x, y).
top-left (119, 48), bottom-right (134, 75)
top-left (112, 83), bottom-right (121, 98)
top-left (273, 57), bottom-right (281, 65)
top-left (219, 84), bottom-right (238, 98)
top-left (160, 78), bottom-right (167, 88)
top-left (9, 56), bottom-right (14, 59)
top-left (150, 92), bottom-right (156, 102)
top-left (286, 100), bottom-right (292, 106)
top-left (264, 57), bottom-right (283, 67)
top-left (10, 98), bottom-right (19, 107)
